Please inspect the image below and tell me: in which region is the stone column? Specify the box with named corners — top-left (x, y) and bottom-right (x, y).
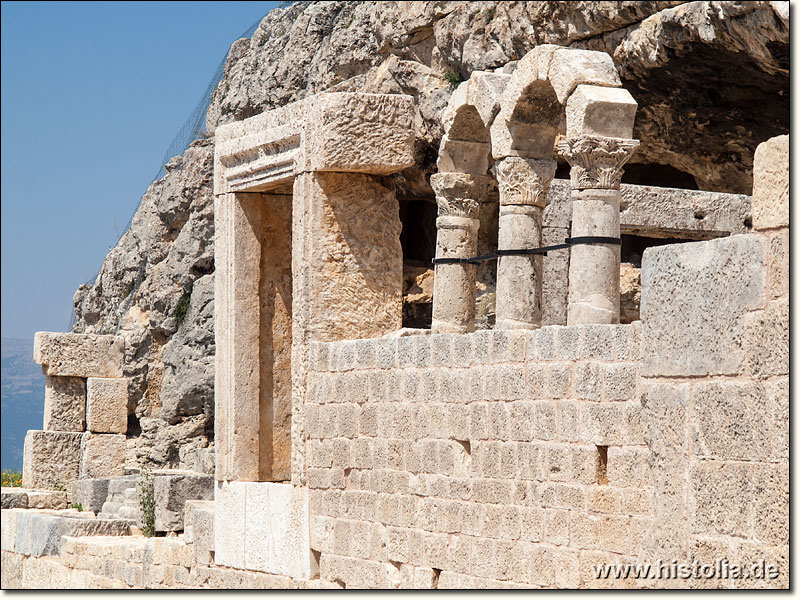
top-left (430, 173), bottom-right (486, 334)
top-left (494, 157), bottom-right (556, 330)
top-left (558, 135), bottom-right (638, 325)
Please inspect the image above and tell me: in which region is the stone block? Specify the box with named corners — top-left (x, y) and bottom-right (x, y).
top-left (216, 481), bottom-right (316, 579)
top-left (214, 481), bottom-right (246, 569)
top-left (153, 473), bottom-right (214, 532)
top-left (79, 433), bottom-right (127, 479)
top-left (751, 462), bottom-right (788, 546)
top-left (744, 298), bottom-right (788, 379)
top-left (640, 382), bottom-right (689, 562)
top-left (599, 515), bottom-right (631, 555)
top-left (12, 510), bottom-right (129, 558)
top-left (640, 235), bottom-right (765, 377)
top-left (566, 84), bottom-right (637, 138)
top-left (692, 381), bottom-right (783, 461)
top-left (548, 48), bottom-right (622, 104)
top-left (22, 430), bottom-right (83, 489)
top-left (437, 135), bottom-right (491, 174)
top-left (43, 376), bottom-right (86, 432)
top-left (1, 488), bottom-right (30, 509)
top-left (86, 378), bottom-right (128, 434)
top-left (751, 134), bottom-right (788, 230)
top-left (33, 332), bottom-right (124, 378)
top-left (214, 92), bottom-right (415, 194)
top-left (580, 402), bottom-right (624, 445)
top-left (70, 478), bottom-right (110, 513)
top-left (603, 363), bottom-right (637, 401)
top-left (690, 461), bottom-right (750, 538)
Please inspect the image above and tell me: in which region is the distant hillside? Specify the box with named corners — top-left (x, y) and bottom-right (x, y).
top-left (1, 338), bottom-right (45, 471)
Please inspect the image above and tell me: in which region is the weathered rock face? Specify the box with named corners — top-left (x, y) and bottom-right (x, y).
top-left (72, 139), bottom-right (216, 469)
top-left (70, 1), bottom-right (788, 470)
top-left (208, 1), bottom-right (788, 194)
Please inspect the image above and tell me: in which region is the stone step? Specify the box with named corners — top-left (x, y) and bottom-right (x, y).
top-left (1, 488), bottom-right (68, 511)
top-left (2, 508), bottom-right (130, 557)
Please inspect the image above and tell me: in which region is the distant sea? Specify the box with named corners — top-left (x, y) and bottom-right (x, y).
top-left (1, 338), bottom-right (45, 471)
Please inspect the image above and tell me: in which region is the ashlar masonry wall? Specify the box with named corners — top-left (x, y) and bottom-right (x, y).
top-left (304, 324), bottom-right (650, 588)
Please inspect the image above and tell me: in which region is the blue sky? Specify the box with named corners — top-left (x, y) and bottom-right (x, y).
top-left (1, 1), bottom-right (280, 341)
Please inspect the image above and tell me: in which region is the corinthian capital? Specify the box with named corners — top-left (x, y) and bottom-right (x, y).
top-left (495, 157), bottom-right (557, 207)
top-left (430, 172), bottom-right (487, 219)
top-left (557, 136), bottom-right (639, 190)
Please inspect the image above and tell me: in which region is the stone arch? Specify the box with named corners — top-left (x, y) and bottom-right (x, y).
top-left (437, 71), bottom-right (510, 176)
top-left (430, 45), bottom-right (641, 333)
top-left (490, 45), bottom-right (637, 161)
top-left (487, 45), bottom-right (639, 328)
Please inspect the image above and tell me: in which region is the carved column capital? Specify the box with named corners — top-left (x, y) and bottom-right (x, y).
top-left (557, 136), bottom-right (639, 190)
top-left (430, 173), bottom-right (487, 219)
top-left (495, 157), bottom-right (557, 207)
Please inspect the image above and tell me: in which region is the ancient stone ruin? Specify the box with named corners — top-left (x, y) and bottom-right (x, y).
top-left (1, 5), bottom-right (788, 590)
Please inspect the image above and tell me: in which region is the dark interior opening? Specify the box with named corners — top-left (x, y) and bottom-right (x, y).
top-left (127, 413), bottom-right (142, 437)
top-left (204, 417), bottom-right (214, 443)
top-left (400, 199), bottom-right (436, 329)
top-left (399, 199), bottom-right (437, 263)
top-left (554, 160), bottom-right (570, 180)
top-left (621, 234), bottom-right (696, 268)
top-left (596, 445), bottom-right (608, 485)
top-left (621, 163), bottom-right (699, 189)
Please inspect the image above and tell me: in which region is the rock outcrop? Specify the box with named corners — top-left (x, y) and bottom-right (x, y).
top-left (71, 1), bottom-right (788, 470)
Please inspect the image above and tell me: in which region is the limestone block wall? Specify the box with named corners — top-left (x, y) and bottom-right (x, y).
top-left (24, 333), bottom-right (130, 489)
top-left (304, 325), bottom-right (650, 588)
top-left (636, 135), bottom-right (789, 589)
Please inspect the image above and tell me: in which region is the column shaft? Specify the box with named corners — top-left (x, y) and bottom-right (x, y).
top-left (430, 173), bottom-right (486, 334)
top-left (558, 135), bottom-right (638, 325)
top-left (432, 215), bottom-right (480, 333)
top-left (494, 157), bottom-right (555, 330)
top-left (496, 205), bottom-right (543, 329)
top-left (567, 189), bottom-right (621, 324)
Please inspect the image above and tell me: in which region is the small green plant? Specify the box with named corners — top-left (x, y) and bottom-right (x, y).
top-left (52, 483), bottom-right (67, 492)
top-left (442, 71), bottom-right (464, 87)
top-left (485, 7), bottom-right (496, 23)
top-left (1, 471), bottom-right (22, 487)
top-left (70, 502), bottom-right (83, 512)
top-left (139, 468), bottom-right (156, 538)
top-left (174, 292), bottom-right (191, 326)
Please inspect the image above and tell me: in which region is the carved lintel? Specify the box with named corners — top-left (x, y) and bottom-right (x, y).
top-left (430, 172), bottom-right (487, 219)
top-left (495, 157), bottom-right (556, 207)
top-left (557, 136), bottom-right (639, 190)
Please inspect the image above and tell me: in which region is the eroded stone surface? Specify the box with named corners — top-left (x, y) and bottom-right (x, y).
top-left (22, 431), bottom-right (83, 490)
top-left (43, 376), bottom-right (86, 432)
top-left (154, 473), bottom-right (214, 532)
top-left (566, 84), bottom-right (637, 139)
top-left (1, 489), bottom-right (68, 511)
top-left (215, 481), bottom-right (316, 579)
top-left (640, 235), bottom-right (766, 377)
top-left (79, 434), bottom-right (127, 480)
top-left (751, 134), bottom-right (788, 230)
top-left (34, 332), bottom-right (124, 378)
top-left (86, 378), bottom-right (128, 434)
top-left (70, 479), bottom-right (110, 514)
